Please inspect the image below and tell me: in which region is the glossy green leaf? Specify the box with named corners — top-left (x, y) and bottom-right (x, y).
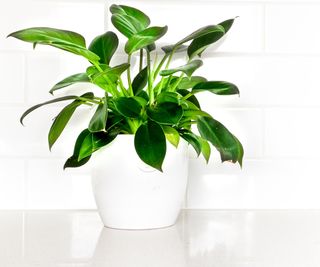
top-left (161, 44), bottom-right (187, 54)
top-left (156, 92), bottom-right (181, 105)
top-left (162, 125), bottom-right (180, 148)
top-left (219, 18), bottom-right (236, 33)
top-left (88, 98), bottom-right (108, 132)
top-left (183, 109), bottom-right (211, 118)
top-left (48, 92), bottom-right (94, 149)
top-left (188, 30), bottom-right (225, 59)
top-left (180, 131), bottom-right (201, 156)
top-left (160, 59), bottom-right (203, 78)
top-left (199, 137), bottom-right (211, 163)
top-left (188, 18), bottom-right (236, 59)
top-left (64, 129), bottom-right (91, 169)
top-left (20, 95), bottom-right (80, 125)
top-left (125, 26), bottom-right (168, 54)
top-left (113, 97), bottom-right (143, 118)
top-left (8, 27), bottom-right (100, 62)
top-left (110, 5), bottom-right (150, 38)
top-left (92, 63), bottom-right (130, 81)
top-left (78, 131), bottom-right (117, 161)
top-left (111, 14), bottom-right (144, 39)
top-left (177, 76), bottom-right (207, 90)
top-left (147, 102), bottom-right (183, 125)
top-left (88, 31), bottom-right (119, 65)
top-left (197, 116), bottom-right (244, 166)
top-left (192, 81), bottom-right (239, 95)
top-left (132, 66), bottom-right (148, 95)
top-left (50, 73), bottom-right (90, 94)
top-left (166, 25), bottom-right (225, 53)
top-left (134, 120), bottom-right (166, 171)
top-left (177, 89), bottom-right (201, 109)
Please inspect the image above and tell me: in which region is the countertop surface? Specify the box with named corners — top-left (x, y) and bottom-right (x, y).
top-left (1, 210), bottom-right (320, 267)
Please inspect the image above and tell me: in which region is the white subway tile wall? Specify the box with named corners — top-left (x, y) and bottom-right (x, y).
top-left (0, 0), bottom-right (320, 209)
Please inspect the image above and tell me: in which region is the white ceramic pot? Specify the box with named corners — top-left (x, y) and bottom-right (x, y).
top-left (91, 135), bottom-right (189, 230)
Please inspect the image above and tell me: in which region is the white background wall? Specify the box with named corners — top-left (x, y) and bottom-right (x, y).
top-left (1, 0), bottom-right (320, 209)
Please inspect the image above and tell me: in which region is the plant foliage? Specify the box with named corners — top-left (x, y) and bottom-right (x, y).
top-left (8, 4), bottom-right (244, 171)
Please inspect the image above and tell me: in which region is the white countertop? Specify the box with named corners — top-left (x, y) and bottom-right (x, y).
top-left (1, 210), bottom-right (320, 266)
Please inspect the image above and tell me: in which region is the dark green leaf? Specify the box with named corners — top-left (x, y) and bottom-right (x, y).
top-left (64, 129), bottom-right (91, 169)
top-left (88, 97), bottom-right (108, 132)
top-left (177, 89), bottom-right (201, 109)
top-left (48, 92), bottom-right (94, 149)
top-left (50, 73), bottom-right (90, 94)
top-left (219, 18), bottom-right (236, 33)
top-left (197, 116), bottom-right (244, 166)
top-left (177, 76), bottom-right (207, 89)
top-left (188, 30), bottom-right (225, 59)
top-left (162, 125), bottom-right (180, 148)
top-left (8, 27), bottom-right (100, 62)
top-left (78, 131), bottom-right (117, 161)
top-left (180, 130), bottom-right (201, 156)
top-left (166, 25), bottom-right (225, 53)
top-left (88, 31), bottom-right (119, 65)
top-left (160, 59), bottom-right (203, 78)
top-left (161, 44), bottom-right (187, 54)
top-left (125, 26), bottom-right (168, 54)
top-left (134, 120), bottom-right (166, 171)
top-left (156, 92), bottom-right (181, 104)
top-left (188, 18), bottom-right (236, 59)
top-left (113, 97), bottom-right (143, 118)
top-left (147, 102), bottom-right (183, 125)
top-left (132, 66), bottom-right (148, 95)
top-left (20, 95), bottom-right (80, 125)
top-left (192, 81), bottom-right (239, 95)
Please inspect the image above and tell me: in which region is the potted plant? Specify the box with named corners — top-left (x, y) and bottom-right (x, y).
top-left (8, 4), bottom-right (244, 229)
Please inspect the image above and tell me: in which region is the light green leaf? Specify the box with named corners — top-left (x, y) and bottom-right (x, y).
top-left (125, 26), bottom-right (168, 54)
top-left (160, 59), bottom-right (203, 78)
top-left (177, 76), bottom-right (207, 89)
top-left (192, 81), bottom-right (239, 95)
top-left (110, 5), bottom-right (150, 38)
top-left (162, 125), bottom-right (180, 148)
top-left (50, 73), bottom-right (90, 94)
top-left (8, 27), bottom-right (100, 62)
top-left (199, 137), bottom-right (211, 163)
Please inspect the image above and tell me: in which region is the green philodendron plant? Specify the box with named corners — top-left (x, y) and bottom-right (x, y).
top-left (8, 4), bottom-right (244, 171)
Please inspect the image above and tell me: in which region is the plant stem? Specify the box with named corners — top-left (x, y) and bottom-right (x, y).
top-left (157, 50), bottom-right (175, 95)
top-left (139, 49), bottom-right (143, 72)
top-left (153, 53), bottom-right (169, 80)
top-left (146, 50), bottom-right (154, 104)
top-left (90, 60), bottom-right (120, 97)
top-left (170, 73), bottom-right (185, 92)
top-left (118, 78), bottom-right (129, 96)
top-left (127, 55), bottom-right (133, 96)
